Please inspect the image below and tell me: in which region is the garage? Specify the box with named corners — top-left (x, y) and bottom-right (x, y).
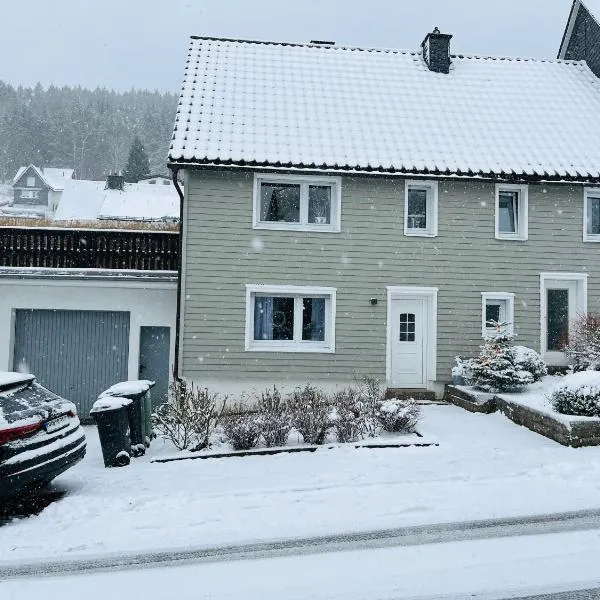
top-left (13, 309), bottom-right (130, 419)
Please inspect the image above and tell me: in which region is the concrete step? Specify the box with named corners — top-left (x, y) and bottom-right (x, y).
top-left (385, 388), bottom-right (440, 403)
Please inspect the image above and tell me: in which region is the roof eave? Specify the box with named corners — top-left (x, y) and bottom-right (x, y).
top-left (167, 159), bottom-right (600, 184)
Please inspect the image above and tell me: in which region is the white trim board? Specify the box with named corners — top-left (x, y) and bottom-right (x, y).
top-left (386, 286), bottom-right (438, 388)
top-left (539, 272), bottom-right (588, 365)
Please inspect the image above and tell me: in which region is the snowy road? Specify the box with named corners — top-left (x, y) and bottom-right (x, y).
top-left (2, 507), bottom-right (600, 579)
top-left (2, 530), bottom-right (600, 600)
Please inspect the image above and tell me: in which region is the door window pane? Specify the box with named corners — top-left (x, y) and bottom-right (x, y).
top-left (308, 186), bottom-right (331, 224)
top-left (547, 289), bottom-right (569, 351)
top-left (588, 196), bottom-right (600, 235)
top-left (302, 297), bottom-right (325, 341)
top-left (254, 297), bottom-right (294, 341)
top-left (399, 313), bottom-right (416, 342)
top-left (407, 189), bottom-right (427, 229)
top-left (498, 191), bottom-right (518, 233)
top-left (260, 183), bottom-right (300, 222)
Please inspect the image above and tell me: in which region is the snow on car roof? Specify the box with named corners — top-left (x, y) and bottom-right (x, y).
top-left (170, 36), bottom-right (600, 180)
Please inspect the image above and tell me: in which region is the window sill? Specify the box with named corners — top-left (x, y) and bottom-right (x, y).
top-left (245, 343), bottom-right (335, 354)
top-left (253, 222), bottom-right (340, 233)
top-left (404, 230), bottom-right (437, 238)
top-left (495, 233), bottom-right (527, 241)
top-left (583, 235), bottom-right (600, 243)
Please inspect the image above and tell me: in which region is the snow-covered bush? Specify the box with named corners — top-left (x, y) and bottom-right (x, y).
top-left (330, 387), bottom-right (364, 443)
top-left (467, 325), bottom-right (534, 392)
top-left (288, 384), bottom-right (332, 445)
top-left (376, 398), bottom-right (421, 433)
top-left (510, 346), bottom-right (547, 382)
top-left (257, 386), bottom-right (291, 448)
top-left (222, 405), bottom-right (261, 450)
top-left (564, 313), bottom-right (600, 371)
top-left (152, 380), bottom-right (226, 451)
top-left (451, 356), bottom-right (470, 385)
top-left (549, 371), bottom-right (600, 417)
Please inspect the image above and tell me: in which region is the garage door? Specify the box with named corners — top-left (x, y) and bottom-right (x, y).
top-left (13, 309), bottom-right (130, 419)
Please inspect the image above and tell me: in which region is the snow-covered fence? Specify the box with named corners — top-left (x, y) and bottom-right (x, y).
top-left (0, 226), bottom-right (179, 271)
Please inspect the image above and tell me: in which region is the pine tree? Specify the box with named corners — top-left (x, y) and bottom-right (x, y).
top-left (468, 323), bottom-right (534, 392)
top-left (123, 136), bottom-right (151, 182)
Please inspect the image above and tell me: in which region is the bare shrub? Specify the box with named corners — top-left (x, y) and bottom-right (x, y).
top-left (222, 405), bottom-right (261, 450)
top-left (564, 313), bottom-right (600, 371)
top-left (376, 398), bottom-right (421, 433)
top-left (288, 384), bottom-right (332, 445)
top-left (330, 387), bottom-right (364, 443)
top-left (152, 380), bottom-right (226, 451)
top-left (355, 376), bottom-right (384, 437)
top-left (257, 387), bottom-right (291, 447)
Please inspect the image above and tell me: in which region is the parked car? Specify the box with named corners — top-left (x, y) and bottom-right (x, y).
top-left (0, 372), bottom-right (86, 499)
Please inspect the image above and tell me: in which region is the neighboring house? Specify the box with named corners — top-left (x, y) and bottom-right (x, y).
top-left (139, 175), bottom-right (173, 186)
top-left (559, 1), bottom-right (600, 75)
top-left (53, 174), bottom-right (179, 222)
top-left (6, 165), bottom-right (74, 217)
top-left (169, 31), bottom-right (600, 398)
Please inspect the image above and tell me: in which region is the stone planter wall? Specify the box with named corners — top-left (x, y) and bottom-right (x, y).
top-left (444, 385), bottom-right (600, 448)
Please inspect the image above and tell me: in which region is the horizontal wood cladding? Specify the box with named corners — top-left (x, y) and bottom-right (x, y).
top-left (0, 227), bottom-right (179, 270)
top-left (181, 170), bottom-right (600, 384)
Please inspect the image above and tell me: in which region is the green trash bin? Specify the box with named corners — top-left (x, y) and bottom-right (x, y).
top-left (98, 380), bottom-right (156, 456)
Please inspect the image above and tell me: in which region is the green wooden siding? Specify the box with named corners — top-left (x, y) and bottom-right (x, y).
top-left (181, 169), bottom-right (600, 387)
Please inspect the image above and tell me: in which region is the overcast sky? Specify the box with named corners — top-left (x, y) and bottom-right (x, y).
top-left (1, 0), bottom-right (572, 93)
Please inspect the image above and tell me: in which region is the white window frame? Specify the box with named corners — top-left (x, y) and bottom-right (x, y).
top-left (26, 176), bottom-right (35, 187)
top-left (495, 184), bottom-right (528, 241)
top-left (245, 284), bottom-right (336, 353)
top-left (584, 188), bottom-right (600, 242)
top-left (481, 292), bottom-right (515, 337)
top-left (252, 173), bottom-right (342, 233)
top-left (404, 180), bottom-right (438, 237)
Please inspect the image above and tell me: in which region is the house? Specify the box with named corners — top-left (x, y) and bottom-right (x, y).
top-left (138, 175), bottom-right (173, 186)
top-left (6, 165), bottom-right (74, 217)
top-left (559, 1), bottom-right (600, 76)
top-left (54, 174), bottom-right (179, 222)
top-left (167, 31), bottom-right (600, 398)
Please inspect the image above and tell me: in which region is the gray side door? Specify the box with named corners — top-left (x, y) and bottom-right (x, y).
top-left (13, 309), bottom-right (130, 419)
top-left (138, 326), bottom-right (171, 408)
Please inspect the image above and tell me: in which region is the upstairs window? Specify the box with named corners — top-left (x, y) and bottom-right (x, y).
top-left (245, 285), bottom-right (336, 353)
top-left (404, 181), bottom-right (438, 237)
top-left (495, 184), bottom-right (528, 240)
top-left (253, 174), bottom-right (341, 232)
top-left (26, 176), bottom-right (35, 187)
top-left (584, 189), bottom-right (600, 242)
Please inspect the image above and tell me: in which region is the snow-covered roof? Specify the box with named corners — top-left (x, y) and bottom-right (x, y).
top-left (54, 179), bottom-right (179, 222)
top-left (42, 168), bottom-right (74, 190)
top-left (11, 165), bottom-right (74, 191)
top-left (169, 36), bottom-right (600, 181)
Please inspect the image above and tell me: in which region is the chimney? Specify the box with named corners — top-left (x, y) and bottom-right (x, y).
top-left (421, 27), bottom-right (452, 74)
top-left (106, 173), bottom-right (125, 191)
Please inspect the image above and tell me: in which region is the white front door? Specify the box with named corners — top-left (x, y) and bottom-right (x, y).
top-left (390, 297), bottom-right (426, 387)
top-left (541, 277), bottom-right (584, 365)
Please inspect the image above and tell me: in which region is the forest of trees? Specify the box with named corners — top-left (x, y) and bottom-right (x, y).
top-left (0, 81), bottom-right (178, 182)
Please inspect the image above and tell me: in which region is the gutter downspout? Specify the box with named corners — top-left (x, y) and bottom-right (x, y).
top-left (171, 166), bottom-right (185, 382)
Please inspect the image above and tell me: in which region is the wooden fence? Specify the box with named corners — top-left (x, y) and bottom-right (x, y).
top-left (0, 227), bottom-right (180, 271)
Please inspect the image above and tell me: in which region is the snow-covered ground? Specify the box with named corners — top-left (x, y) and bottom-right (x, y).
top-left (4, 531), bottom-right (600, 600)
top-left (3, 404), bottom-right (600, 565)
